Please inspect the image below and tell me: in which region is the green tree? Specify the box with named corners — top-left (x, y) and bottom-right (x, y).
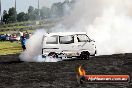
top-left (34, 9), bottom-right (39, 20)
top-left (28, 6), bottom-right (36, 20)
top-left (2, 10), bottom-right (9, 24)
top-left (8, 7), bottom-right (17, 23)
top-left (28, 6), bottom-right (34, 13)
top-left (40, 7), bottom-right (50, 19)
top-left (17, 12), bottom-right (28, 22)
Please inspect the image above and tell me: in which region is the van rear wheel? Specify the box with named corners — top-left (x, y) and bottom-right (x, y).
top-left (48, 52), bottom-right (58, 58)
top-left (80, 51), bottom-right (90, 60)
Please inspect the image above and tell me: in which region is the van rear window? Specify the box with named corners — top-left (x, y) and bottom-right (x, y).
top-left (59, 35), bottom-right (74, 44)
top-left (46, 36), bottom-right (58, 44)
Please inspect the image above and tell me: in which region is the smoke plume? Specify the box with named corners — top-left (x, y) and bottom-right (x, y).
top-left (62, 0), bottom-right (132, 55)
top-left (20, 0), bottom-right (132, 62)
top-left (19, 30), bottom-right (46, 62)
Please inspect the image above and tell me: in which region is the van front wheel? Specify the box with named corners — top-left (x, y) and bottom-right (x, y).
top-left (80, 51), bottom-right (90, 60)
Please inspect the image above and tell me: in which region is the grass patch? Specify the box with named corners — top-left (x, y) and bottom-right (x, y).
top-left (0, 29), bottom-right (35, 34)
top-left (0, 41), bottom-right (22, 55)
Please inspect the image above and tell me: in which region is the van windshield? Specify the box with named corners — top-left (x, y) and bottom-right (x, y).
top-left (59, 35), bottom-right (74, 44)
top-left (46, 36), bottom-right (58, 44)
top-left (77, 34), bottom-right (90, 42)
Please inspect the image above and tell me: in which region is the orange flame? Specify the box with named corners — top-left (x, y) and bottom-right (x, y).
top-left (78, 66), bottom-right (86, 76)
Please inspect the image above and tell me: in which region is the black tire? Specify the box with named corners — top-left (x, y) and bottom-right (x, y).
top-left (48, 52), bottom-right (58, 58)
top-left (80, 51), bottom-right (90, 60)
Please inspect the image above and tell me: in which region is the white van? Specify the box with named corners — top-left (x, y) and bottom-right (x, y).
top-left (42, 32), bottom-right (97, 59)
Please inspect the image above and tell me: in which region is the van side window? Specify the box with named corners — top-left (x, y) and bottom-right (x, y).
top-left (46, 36), bottom-right (58, 44)
top-left (77, 34), bottom-right (90, 42)
top-left (59, 35), bottom-right (74, 44)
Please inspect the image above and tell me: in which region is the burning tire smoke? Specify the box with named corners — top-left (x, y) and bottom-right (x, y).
top-left (20, 0), bottom-right (132, 62)
top-left (19, 30), bottom-right (61, 62)
top-left (19, 30), bottom-right (46, 62)
top-left (62, 0), bottom-right (132, 55)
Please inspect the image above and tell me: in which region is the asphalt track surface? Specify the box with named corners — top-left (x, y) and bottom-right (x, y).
top-left (0, 54), bottom-right (132, 88)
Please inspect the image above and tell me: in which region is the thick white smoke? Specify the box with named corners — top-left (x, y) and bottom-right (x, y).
top-left (62, 0), bottom-right (132, 55)
top-left (20, 0), bottom-right (132, 62)
top-left (19, 29), bottom-right (61, 62)
top-left (19, 30), bottom-right (46, 62)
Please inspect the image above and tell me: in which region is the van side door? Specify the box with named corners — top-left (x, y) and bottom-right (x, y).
top-left (59, 35), bottom-right (75, 53)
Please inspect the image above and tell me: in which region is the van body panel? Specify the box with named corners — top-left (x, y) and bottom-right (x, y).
top-left (42, 32), bottom-right (96, 58)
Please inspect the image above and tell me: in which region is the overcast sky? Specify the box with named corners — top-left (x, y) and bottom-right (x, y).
top-left (1, 0), bottom-right (65, 13)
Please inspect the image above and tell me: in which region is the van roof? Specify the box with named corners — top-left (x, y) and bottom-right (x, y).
top-left (45, 32), bottom-right (87, 36)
